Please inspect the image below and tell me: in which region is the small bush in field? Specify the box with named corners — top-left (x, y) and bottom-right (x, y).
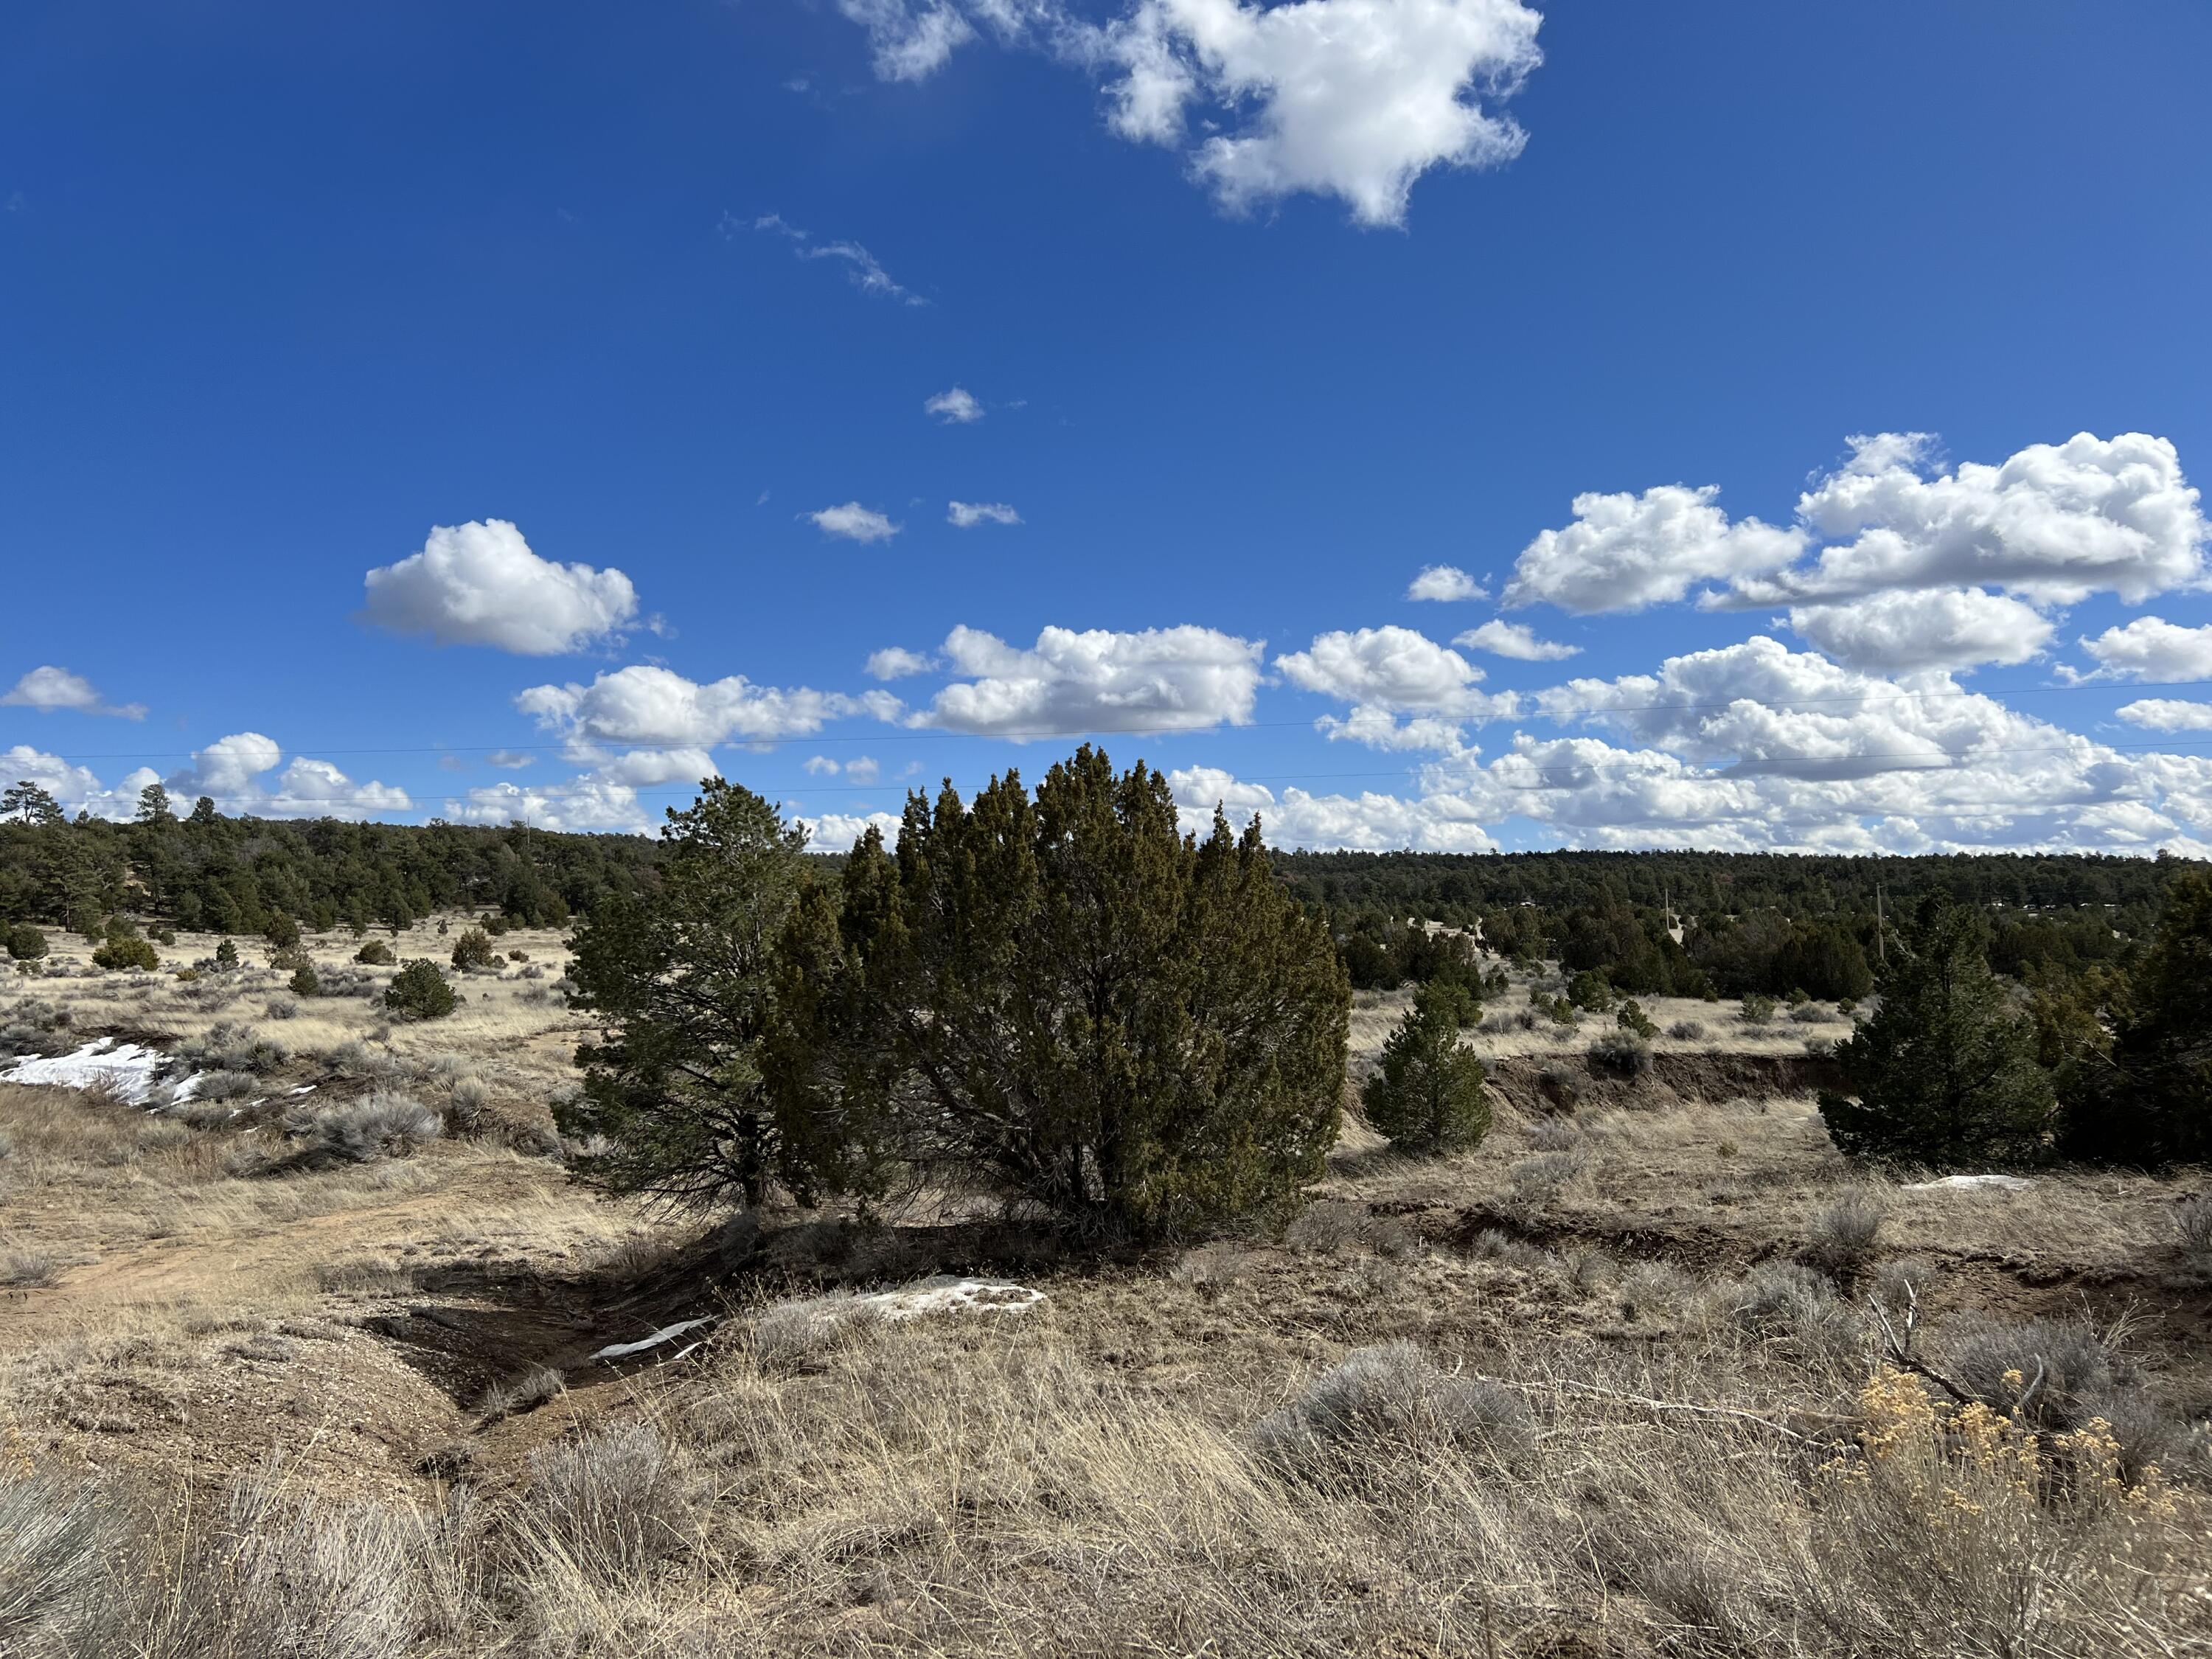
top-left (450, 928), bottom-right (497, 972)
top-left (354, 939), bottom-right (394, 966)
top-left (507, 949), bottom-right (529, 964)
top-left (525, 1423), bottom-right (695, 1585)
top-left (1666, 1019), bottom-right (1705, 1040)
top-left (1251, 1341), bottom-right (1534, 1479)
top-left (385, 959), bottom-right (456, 1020)
top-left (1739, 993), bottom-right (1777, 1026)
top-left (287, 963), bottom-right (319, 999)
top-left (263, 996), bottom-right (298, 1020)
top-left (1283, 1200), bottom-right (1369, 1255)
top-left (91, 936), bottom-right (159, 973)
top-left (4, 924), bottom-right (46, 962)
top-left (479, 1364), bottom-right (566, 1422)
top-left (1615, 1000), bottom-right (1658, 1039)
top-left (310, 1092), bottom-right (443, 1162)
top-left (1808, 1189), bottom-right (1887, 1277)
top-left (2178, 1194), bottom-right (2212, 1262)
top-left (1587, 1031), bottom-right (1652, 1076)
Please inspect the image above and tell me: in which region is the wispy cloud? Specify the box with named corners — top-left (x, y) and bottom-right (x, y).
top-left (740, 212), bottom-right (925, 305)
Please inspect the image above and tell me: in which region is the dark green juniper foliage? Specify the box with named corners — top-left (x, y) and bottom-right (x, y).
top-left (560, 780), bottom-right (810, 1211)
top-left (384, 959), bottom-right (457, 1020)
top-left (1362, 981), bottom-right (1491, 1155)
top-left (450, 927), bottom-right (497, 971)
top-left (2059, 869), bottom-right (2212, 1166)
top-left (776, 748), bottom-right (1349, 1241)
top-left (1820, 900), bottom-right (2055, 1164)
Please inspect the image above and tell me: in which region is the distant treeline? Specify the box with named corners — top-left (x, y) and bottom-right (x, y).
top-left (0, 775), bottom-right (2197, 1007)
top-left (1274, 847), bottom-right (2185, 1001)
top-left (0, 782), bottom-right (663, 939)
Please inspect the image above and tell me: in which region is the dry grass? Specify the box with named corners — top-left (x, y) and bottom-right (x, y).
top-left (1, 929), bottom-right (2208, 1655)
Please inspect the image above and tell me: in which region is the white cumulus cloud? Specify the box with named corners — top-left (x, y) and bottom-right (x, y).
top-left (1503, 484), bottom-right (1805, 613)
top-left (866, 646), bottom-right (937, 680)
top-left (925, 386), bottom-right (985, 423)
top-left (948, 500), bottom-right (1021, 527)
top-left (445, 778), bottom-right (653, 835)
top-left (1099, 0), bottom-right (1543, 225)
top-left (362, 520), bottom-right (638, 655)
top-left (2118, 700), bottom-right (2212, 733)
top-left (796, 809), bottom-right (905, 852)
top-left (1784, 588), bottom-right (2053, 672)
top-left (1453, 619), bottom-right (1577, 661)
top-left (2076, 616), bottom-right (2212, 682)
top-left (1, 666), bottom-right (146, 719)
top-left (516, 664), bottom-right (897, 748)
top-left (829, 0), bottom-right (1542, 226)
top-left (914, 624), bottom-right (1264, 737)
top-left (1406, 564), bottom-right (1486, 602)
top-left (809, 502), bottom-right (901, 543)
top-left (163, 733), bottom-right (411, 821)
top-left (1735, 431), bottom-right (2208, 607)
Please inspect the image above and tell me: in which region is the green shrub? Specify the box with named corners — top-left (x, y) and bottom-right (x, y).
top-left (4, 924), bottom-right (46, 963)
top-left (450, 928), bottom-right (497, 972)
top-left (215, 939), bottom-right (239, 969)
top-left (91, 936), bottom-right (159, 973)
top-left (1566, 970), bottom-right (1615, 1012)
top-left (385, 959), bottom-right (457, 1020)
top-left (264, 914), bottom-right (301, 950)
top-left (1739, 992), bottom-right (1777, 1025)
top-left (1820, 902), bottom-right (2053, 1164)
top-left (354, 939), bottom-right (394, 966)
top-left (288, 963), bottom-right (321, 999)
top-left (1615, 999), bottom-right (1658, 1039)
top-left (1362, 983), bottom-right (1491, 1155)
top-left (1587, 1031), bottom-right (1652, 1076)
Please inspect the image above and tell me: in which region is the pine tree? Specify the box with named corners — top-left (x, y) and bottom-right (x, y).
top-left (134, 782), bottom-right (175, 825)
top-left (778, 748), bottom-right (1348, 1240)
top-left (2059, 870), bottom-right (2212, 1166)
top-left (559, 779), bottom-right (810, 1211)
top-left (1362, 981), bottom-right (1492, 1154)
top-left (1, 782), bottom-right (63, 827)
top-left (1820, 901), bottom-right (2054, 1164)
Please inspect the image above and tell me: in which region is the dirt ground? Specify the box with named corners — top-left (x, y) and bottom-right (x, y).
top-left (4, 925), bottom-right (2210, 1654)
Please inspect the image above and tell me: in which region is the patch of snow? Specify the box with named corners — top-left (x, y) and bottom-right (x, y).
top-left (288, 1084), bottom-right (316, 1096)
top-left (168, 1072), bottom-right (207, 1105)
top-left (854, 1276), bottom-right (1048, 1322)
top-left (591, 1317), bottom-right (715, 1362)
top-left (1904, 1174), bottom-right (2035, 1193)
top-left (1, 1040), bottom-right (171, 1106)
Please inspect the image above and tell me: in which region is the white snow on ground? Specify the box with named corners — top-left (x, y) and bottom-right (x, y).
top-left (591, 1318), bottom-right (717, 1362)
top-left (1, 1040), bottom-right (173, 1106)
top-left (858, 1276), bottom-right (1048, 1320)
top-left (597, 1277), bottom-right (1049, 1368)
top-left (168, 1072), bottom-right (207, 1105)
top-left (1904, 1174), bottom-right (2035, 1192)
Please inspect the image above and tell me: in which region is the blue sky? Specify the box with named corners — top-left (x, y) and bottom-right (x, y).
top-left (5, 0), bottom-right (2212, 854)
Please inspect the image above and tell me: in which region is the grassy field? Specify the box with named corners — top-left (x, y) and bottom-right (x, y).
top-left (3, 925), bottom-right (2210, 1655)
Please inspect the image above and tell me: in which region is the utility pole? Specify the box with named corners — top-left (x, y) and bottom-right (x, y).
top-left (1877, 883), bottom-right (1886, 968)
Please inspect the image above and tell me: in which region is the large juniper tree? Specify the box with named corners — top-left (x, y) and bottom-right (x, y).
top-left (1820, 900), bottom-right (2054, 1164)
top-left (560, 779), bottom-right (811, 1210)
top-left (2058, 869), bottom-right (2212, 1166)
top-left (774, 747), bottom-right (1349, 1240)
